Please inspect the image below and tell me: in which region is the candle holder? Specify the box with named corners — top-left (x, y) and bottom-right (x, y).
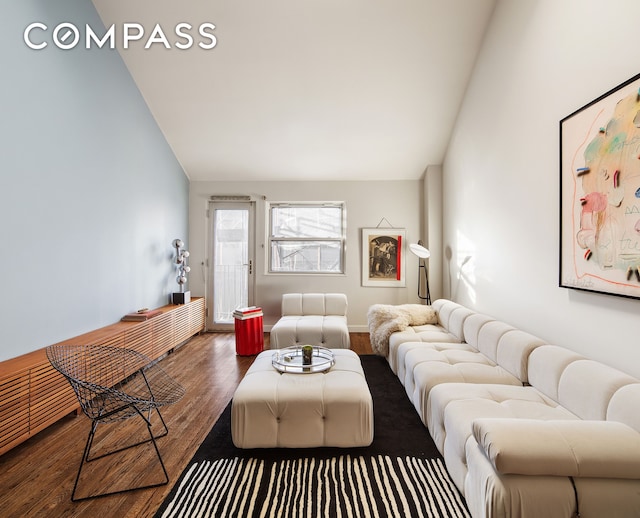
top-left (302, 345), bottom-right (313, 366)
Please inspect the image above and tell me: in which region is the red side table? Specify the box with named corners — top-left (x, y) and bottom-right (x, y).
top-left (233, 307), bottom-right (264, 356)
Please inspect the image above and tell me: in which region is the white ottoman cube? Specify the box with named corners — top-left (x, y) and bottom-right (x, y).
top-left (270, 293), bottom-right (351, 349)
top-left (231, 349), bottom-right (373, 448)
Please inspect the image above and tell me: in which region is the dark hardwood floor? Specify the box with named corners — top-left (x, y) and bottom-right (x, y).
top-left (0, 333), bottom-right (373, 518)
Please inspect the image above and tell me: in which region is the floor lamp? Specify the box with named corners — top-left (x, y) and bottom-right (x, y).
top-left (409, 240), bottom-right (431, 304)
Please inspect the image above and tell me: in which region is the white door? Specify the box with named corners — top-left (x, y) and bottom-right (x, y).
top-left (207, 200), bottom-right (255, 330)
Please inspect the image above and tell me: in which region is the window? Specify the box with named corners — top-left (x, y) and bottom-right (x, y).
top-left (268, 202), bottom-right (346, 273)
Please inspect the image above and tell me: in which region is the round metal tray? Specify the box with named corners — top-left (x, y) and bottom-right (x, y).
top-left (272, 346), bottom-right (335, 374)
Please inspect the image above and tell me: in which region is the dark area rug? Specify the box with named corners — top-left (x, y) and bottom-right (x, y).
top-left (155, 355), bottom-right (469, 517)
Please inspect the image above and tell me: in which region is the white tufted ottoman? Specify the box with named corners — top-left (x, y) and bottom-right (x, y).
top-left (231, 349), bottom-right (373, 448)
top-left (270, 293), bottom-right (351, 349)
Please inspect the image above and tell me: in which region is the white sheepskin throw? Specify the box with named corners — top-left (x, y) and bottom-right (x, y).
top-left (367, 304), bottom-right (438, 356)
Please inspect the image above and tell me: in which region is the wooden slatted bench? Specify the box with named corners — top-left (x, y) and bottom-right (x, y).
top-left (0, 297), bottom-right (204, 456)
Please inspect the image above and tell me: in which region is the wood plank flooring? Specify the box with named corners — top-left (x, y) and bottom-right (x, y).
top-left (0, 333), bottom-right (373, 518)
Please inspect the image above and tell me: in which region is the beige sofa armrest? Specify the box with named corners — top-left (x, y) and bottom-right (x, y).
top-left (472, 418), bottom-right (640, 479)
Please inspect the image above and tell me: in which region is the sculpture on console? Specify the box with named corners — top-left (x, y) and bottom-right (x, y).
top-left (172, 238), bottom-right (191, 304)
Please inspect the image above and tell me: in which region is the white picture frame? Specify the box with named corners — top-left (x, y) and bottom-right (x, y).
top-left (361, 228), bottom-right (406, 287)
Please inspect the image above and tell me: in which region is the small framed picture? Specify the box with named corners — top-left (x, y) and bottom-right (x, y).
top-left (361, 228), bottom-right (406, 287)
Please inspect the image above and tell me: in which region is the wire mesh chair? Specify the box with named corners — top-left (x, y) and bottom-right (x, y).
top-left (46, 344), bottom-right (186, 501)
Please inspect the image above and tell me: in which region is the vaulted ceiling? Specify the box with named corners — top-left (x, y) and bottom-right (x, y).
top-left (92, 0), bottom-right (496, 182)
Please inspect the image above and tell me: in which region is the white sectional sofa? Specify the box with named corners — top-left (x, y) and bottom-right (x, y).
top-left (370, 299), bottom-right (640, 518)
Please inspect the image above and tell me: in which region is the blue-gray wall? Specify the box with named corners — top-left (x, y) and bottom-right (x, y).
top-left (0, 1), bottom-right (189, 361)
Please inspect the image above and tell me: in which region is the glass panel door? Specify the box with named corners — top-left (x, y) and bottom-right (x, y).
top-left (207, 201), bottom-right (255, 330)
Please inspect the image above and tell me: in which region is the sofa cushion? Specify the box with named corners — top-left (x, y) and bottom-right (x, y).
top-left (440, 305), bottom-right (475, 342)
top-left (527, 345), bottom-right (584, 401)
top-left (368, 303), bottom-right (438, 356)
top-left (406, 350), bottom-right (523, 423)
top-left (558, 359), bottom-right (638, 421)
top-left (433, 299), bottom-right (464, 335)
top-left (465, 433), bottom-right (640, 517)
top-left (473, 418), bottom-right (640, 478)
top-left (388, 330), bottom-right (445, 373)
top-left (425, 381), bottom-right (579, 493)
top-left (495, 329), bottom-right (546, 383)
top-left (271, 314), bottom-right (350, 348)
top-left (394, 340), bottom-right (475, 380)
top-left (464, 434), bottom-right (578, 518)
top-left (461, 312), bottom-right (495, 350)
top-left (386, 299), bottom-right (469, 357)
top-left (388, 324), bottom-right (461, 353)
top-left (476, 320), bottom-right (515, 362)
top-left (426, 383), bottom-right (577, 455)
top-left (607, 383), bottom-right (640, 432)
top-left (282, 292), bottom-right (347, 316)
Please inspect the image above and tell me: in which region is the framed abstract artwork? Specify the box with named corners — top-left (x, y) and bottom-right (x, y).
top-left (560, 72), bottom-right (640, 299)
top-left (361, 228), bottom-right (406, 287)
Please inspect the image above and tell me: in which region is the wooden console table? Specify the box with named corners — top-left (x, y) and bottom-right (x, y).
top-left (0, 297), bottom-right (205, 456)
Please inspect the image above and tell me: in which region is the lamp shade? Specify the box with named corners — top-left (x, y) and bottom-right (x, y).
top-left (409, 242), bottom-right (430, 259)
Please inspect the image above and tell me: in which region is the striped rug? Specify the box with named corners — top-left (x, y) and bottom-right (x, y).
top-left (159, 454), bottom-right (470, 518)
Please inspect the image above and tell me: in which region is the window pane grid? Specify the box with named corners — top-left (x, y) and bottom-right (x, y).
top-left (271, 206), bottom-right (342, 238)
top-left (269, 203), bottom-right (345, 274)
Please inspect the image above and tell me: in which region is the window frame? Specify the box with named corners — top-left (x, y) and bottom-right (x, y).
top-left (267, 201), bottom-right (346, 275)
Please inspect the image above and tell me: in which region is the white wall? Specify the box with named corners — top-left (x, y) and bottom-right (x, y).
top-left (0, 1), bottom-right (189, 362)
top-left (425, 165), bottom-right (443, 300)
top-left (189, 180), bottom-right (424, 330)
top-left (443, 0), bottom-right (640, 378)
